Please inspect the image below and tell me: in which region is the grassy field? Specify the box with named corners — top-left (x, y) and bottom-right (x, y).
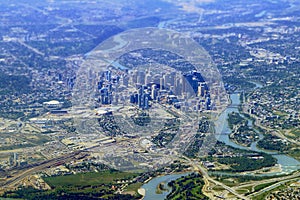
top-left (25, 134), bottom-right (52, 145)
top-left (291, 128), bottom-right (300, 137)
top-left (236, 188), bottom-right (249, 194)
top-left (218, 178), bottom-right (239, 187)
top-left (254, 183), bottom-right (287, 200)
top-left (0, 133), bottom-right (51, 151)
top-left (125, 182), bottom-right (143, 192)
top-left (44, 170), bottom-right (138, 188)
top-left (253, 181), bottom-right (277, 192)
top-left (166, 173), bottom-right (209, 200)
top-left (2, 170), bottom-right (142, 200)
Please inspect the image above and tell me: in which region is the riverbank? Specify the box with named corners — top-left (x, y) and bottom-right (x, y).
top-left (215, 92), bottom-right (300, 175)
top-left (138, 188), bottom-right (145, 199)
top-left (241, 164), bottom-right (282, 176)
top-left (140, 172), bottom-right (191, 200)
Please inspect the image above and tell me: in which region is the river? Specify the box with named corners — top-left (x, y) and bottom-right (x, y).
top-left (142, 82), bottom-right (300, 199)
top-left (215, 83), bottom-right (300, 176)
top-left (102, 26), bottom-right (299, 195)
top-left (142, 172), bottom-right (191, 200)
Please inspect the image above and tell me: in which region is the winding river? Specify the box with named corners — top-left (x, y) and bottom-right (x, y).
top-left (103, 24), bottom-right (299, 196)
top-left (141, 173), bottom-right (191, 200)
top-left (142, 82), bottom-right (300, 199)
top-left (215, 83), bottom-right (300, 176)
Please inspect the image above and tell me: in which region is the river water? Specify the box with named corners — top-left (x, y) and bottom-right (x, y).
top-left (215, 84), bottom-right (300, 176)
top-left (142, 172), bottom-right (191, 200)
top-left (142, 82), bottom-right (300, 199)
top-left (98, 25), bottom-right (299, 195)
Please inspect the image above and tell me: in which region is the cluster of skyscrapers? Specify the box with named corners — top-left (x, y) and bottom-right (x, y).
top-left (95, 68), bottom-right (212, 111)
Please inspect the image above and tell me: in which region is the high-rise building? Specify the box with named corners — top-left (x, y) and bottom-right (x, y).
top-left (144, 94), bottom-right (150, 110)
top-left (181, 76), bottom-right (187, 94)
top-left (137, 71), bottom-right (145, 85)
top-left (122, 75), bottom-right (129, 86)
top-left (106, 71), bottom-right (112, 82)
top-left (100, 88), bottom-right (111, 104)
top-left (169, 72), bottom-right (176, 87)
top-left (145, 73), bottom-right (152, 85)
top-left (159, 77), bottom-right (164, 90)
top-left (131, 70), bottom-right (138, 85)
top-left (151, 84), bottom-right (158, 100)
top-left (198, 82), bottom-right (207, 97)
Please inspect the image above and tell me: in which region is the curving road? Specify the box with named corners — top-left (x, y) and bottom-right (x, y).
top-left (183, 156), bottom-right (249, 200)
top-left (0, 151), bottom-right (84, 191)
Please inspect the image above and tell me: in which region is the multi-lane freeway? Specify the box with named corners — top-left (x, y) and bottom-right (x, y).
top-left (183, 156), bottom-right (249, 200)
top-left (0, 151), bottom-right (85, 191)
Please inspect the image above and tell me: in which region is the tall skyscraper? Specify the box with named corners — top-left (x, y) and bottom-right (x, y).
top-left (145, 73), bottom-right (152, 85)
top-left (151, 84), bottom-right (158, 100)
top-left (137, 71), bottom-right (145, 85)
top-left (160, 77), bottom-right (164, 90)
top-left (122, 75), bottom-right (129, 87)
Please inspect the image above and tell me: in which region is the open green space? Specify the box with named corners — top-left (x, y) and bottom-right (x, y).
top-left (236, 188), bottom-right (249, 194)
top-left (125, 182), bottom-right (143, 193)
top-left (166, 173), bottom-right (208, 200)
top-left (253, 181), bottom-right (277, 193)
top-left (0, 134), bottom-right (51, 151)
top-left (291, 128), bottom-right (300, 138)
top-left (44, 170), bottom-right (138, 187)
top-left (254, 181), bottom-right (289, 200)
top-left (0, 143), bottom-right (34, 151)
top-left (2, 170), bottom-right (142, 200)
top-left (213, 171), bottom-right (295, 184)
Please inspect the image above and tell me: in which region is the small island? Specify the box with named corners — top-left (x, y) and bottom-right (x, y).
top-left (156, 181), bottom-right (169, 194)
top-left (228, 112), bottom-right (259, 147)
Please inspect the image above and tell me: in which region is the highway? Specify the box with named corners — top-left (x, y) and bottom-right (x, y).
top-left (0, 139), bottom-right (117, 191)
top-left (183, 156), bottom-right (249, 200)
top-left (233, 171), bottom-right (300, 190)
top-left (232, 171), bottom-right (300, 198)
top-left (0, 151), bottom-right (84, 190)
top-left (248, 177), bottom-right (300, 198)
